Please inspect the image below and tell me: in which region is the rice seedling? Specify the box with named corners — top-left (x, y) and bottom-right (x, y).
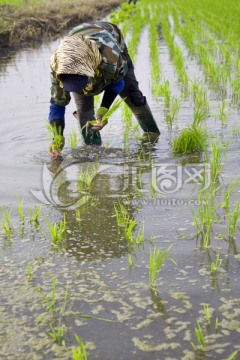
top-left (29, 205), bottom-right (41, 226)
top-left (159, 80), bottom-right (171, 108)
top-left (193, 102), bottom-right (209, 127)
top-left (215, 317), bottom-right (219, 330)
top-left (218, 99), bottom-right (231, 123)
top-left (49, 324), bottom-right (65, 346)
top-left (1, 207), bottom-right (13, 237)
top-left (123, 120), bottom-right (132, 151)
top-left (134, 222), bottom-right (145, 246)
top-left (125, 5), bottom-right (144, 61)
top-left (227, 351), bottom-right (238, 360)
top-left (192, 182), bottom-right (220, 247)
top-left (27, 263), bottom-right (34, 280)
top-left (203, 304), bottom-right (211, 325)
top-left (210, 253), bottom-right (222, 273)
top-left (45, 214), bottom-right (67, 245)
top-left (227, 201), bottom-right (240, 239)
top-left (209, 137), bottom-right (228, 184)
top-left (150, 171), bottom-right (158, 199)
top-left (30, 278), bottom-right (69, 324)
top-left (161, 10), bottom-right (189, 89)
top-left (46, 122), bottom-right (64, 154)
top-left (72, 334), bottom-right (88, 360)
top-left (149, 13), bottom-right (162, 94)
top-left (128, 253), bottom-right (133, 268)
top-left (84, 98), bottom-right (125, 132)
top-left (149, 245), bottom-right (176, 289)
top-left (16, 196), bottom-right (25, 223)
top-left (123, 217), bottom-right (137, 248)
top-left (191, 322), bottom-right (205, 350)
top-left (166, 97), bottom-right (180, 129)
top-left (68, 129), bottom-right (78, 150)
top-left (122, 102), bottom-right (133, 150)
top-left (114, 201), bottom-right (143, 248)
top-left (114, 201), bottom-right (129, 228)
top-left (172, 125), bottom-right (207, 155)
top-left (221, 179), bottom-right (240, 239)
top-left (76, 209), bottom-right (81, 222)
top-left (78, 165), bottom-right (98, 193)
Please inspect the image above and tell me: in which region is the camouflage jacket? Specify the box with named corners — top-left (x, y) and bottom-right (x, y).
top-left (50, 21), bottom-right (128, 106)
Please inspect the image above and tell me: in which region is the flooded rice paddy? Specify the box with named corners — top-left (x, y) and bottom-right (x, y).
top-left (1, 5), bottom-right (240, 360)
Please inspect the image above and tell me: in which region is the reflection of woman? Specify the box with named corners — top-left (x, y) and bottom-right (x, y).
top-left (48, 21), bottom-right (160, 158)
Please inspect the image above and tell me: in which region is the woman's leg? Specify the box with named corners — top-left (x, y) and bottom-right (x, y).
top-left (120, 46), bottom-right (160, 136)
top-left (72, 92), bottom-right (101, 145)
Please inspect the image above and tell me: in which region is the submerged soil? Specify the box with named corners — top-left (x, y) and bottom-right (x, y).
top-left (0, 0), bottom-right (122, 55)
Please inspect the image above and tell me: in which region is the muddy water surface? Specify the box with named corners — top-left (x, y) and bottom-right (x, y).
top-left (0, 26), bottom-right (240, 360)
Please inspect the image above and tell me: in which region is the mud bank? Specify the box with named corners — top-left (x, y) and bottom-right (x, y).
top-left (0, 0), bottom-right (122, 56)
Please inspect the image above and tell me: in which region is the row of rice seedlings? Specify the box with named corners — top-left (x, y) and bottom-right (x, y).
top-left (149, 13), bottom-right (162, 94)
top-left (109, 1), bottom-right (137, 29)
top-left (173, 0), bottom-right (240, 105)
top-left (147, 3), bottom-right (174, 118)
top-left (1, 201), bottom-right (42, 238)
top-left (147, 3), bottom-right (182, 129)
top-left (160, 4), bottom-right (189, 89)
top-left (124, 3), bottom-right (145, 61)
top-left (172, 2), bottom-right (230, 92)
top-left (193, 138), bottom-right (231, 247)
top-left (179, 0), bottom-right (238, 66)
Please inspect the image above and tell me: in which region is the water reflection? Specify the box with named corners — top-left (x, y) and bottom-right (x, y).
top-left (44, 150), bottom-right (156, 261)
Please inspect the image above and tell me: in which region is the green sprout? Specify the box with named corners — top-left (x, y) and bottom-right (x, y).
top-left (72, 334), bottom-right (88, 360)
top-left (46, 122), bottom-right (64, 154)
top-left (191, 322), bottom-right (205, 350)
top-left (49, 324), bottom-right (65, 346)
top-left (68, 128), bottom-right (78, 150)
top-left (45, 214), bottom-right (67, 245)
top-left (210, 253), bottom-right (223, 273)
top-left (149, 245), bottom-right (176, 289)
top-left (1, 207), bottom-right (13, 237)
